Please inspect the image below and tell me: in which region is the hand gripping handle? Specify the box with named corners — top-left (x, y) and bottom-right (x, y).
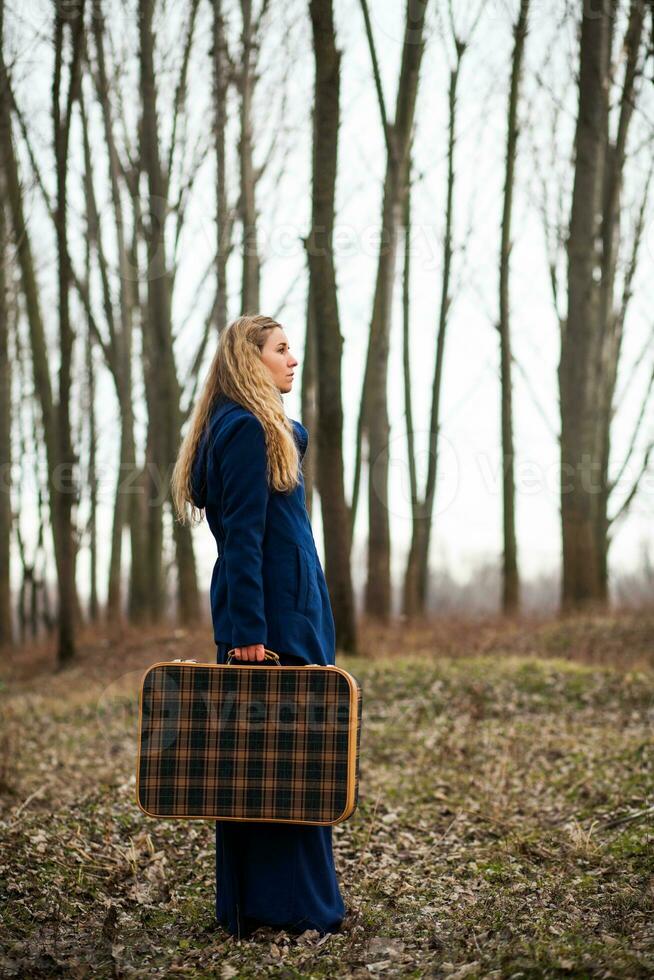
top-left (226, 647), bottom-right (281, 665)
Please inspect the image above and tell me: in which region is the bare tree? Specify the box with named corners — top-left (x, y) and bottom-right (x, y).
top-left (497, 0), bottom-right (530, 613)
top-left (353, 0), bottom-right (428, 620)
top-left (0, 0), bottom-right (86, 662)
top-left (82, 238), bottom-right (99, 623)
top-left (52, 0), bottom-right (86, 659)
top-left (402, 4), bottom-right (479, 620)
top-left (560, 0), bottom-right (646, 608)
top-left (138, 0), bottom-right (200, 623)
top-left (0, 177), bottom-right (11, 646)
top-left (84, 2), bottom-right (150, 622)
top-left (306, 0), bottom-right (357, 653)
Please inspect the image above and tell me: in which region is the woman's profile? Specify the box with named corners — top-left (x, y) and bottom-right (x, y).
top-left (171, 313), bottom-right (346, 940)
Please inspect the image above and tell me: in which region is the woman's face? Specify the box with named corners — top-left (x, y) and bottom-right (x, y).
top-left (260, 327), bottom-right (299, 394)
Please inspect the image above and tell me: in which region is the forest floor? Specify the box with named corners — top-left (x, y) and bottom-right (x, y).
top-left (1, 609), bottom-right (653, 978)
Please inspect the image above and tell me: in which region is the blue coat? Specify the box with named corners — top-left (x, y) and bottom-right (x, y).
top-left (191, 395), bottom-right (346, 937)
top-left (191, 394), bottom-right (336, 665)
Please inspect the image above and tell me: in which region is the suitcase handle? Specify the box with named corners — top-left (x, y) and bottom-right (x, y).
top-left (226, 647), bottom-right (281, 665)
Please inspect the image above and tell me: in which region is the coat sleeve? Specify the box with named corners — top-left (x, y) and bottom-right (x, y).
top-left (218, 414), bottom-right (270, 647)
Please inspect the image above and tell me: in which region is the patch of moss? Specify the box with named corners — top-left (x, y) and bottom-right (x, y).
top-left (607, 826), bottom-right (654, 873)
top-left (476, 860), bottom-right (515, 883)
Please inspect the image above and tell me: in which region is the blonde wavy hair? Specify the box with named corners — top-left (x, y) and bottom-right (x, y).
top-left (171, 313), bottom-right (300, 527)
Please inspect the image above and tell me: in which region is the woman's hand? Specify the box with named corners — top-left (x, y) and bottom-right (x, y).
top-left (232, 643), bottom-right (266, 662)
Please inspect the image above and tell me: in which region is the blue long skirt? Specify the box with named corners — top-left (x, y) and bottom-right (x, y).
top-left (214, 641), bottom-right (346, 939)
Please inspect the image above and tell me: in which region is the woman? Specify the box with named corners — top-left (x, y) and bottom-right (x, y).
top-left (171, 313), bottom-right (346, 940)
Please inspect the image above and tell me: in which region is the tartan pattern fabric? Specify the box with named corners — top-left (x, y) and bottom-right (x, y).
top-left (136, 663), bottom-right (362, 825)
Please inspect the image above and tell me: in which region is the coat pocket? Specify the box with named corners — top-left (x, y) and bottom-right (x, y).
top-left (294, 543), bottom-right (310, 613)
top-left (265, 541), bottom-right (307, 612)
top-left (295, 543), bottom-right (320, 615)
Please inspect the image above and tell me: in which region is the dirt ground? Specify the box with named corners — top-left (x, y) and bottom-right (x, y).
top-left (1, 609), bottom-right (653, 977)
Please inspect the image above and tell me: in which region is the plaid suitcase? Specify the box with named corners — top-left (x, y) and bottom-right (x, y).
top-left (135, 649), bottom-right (362, 825)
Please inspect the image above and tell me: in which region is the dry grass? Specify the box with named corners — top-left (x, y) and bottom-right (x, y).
top-left (1, 610), bottom-right (653, 977)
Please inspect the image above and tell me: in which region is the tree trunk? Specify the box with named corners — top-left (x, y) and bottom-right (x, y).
top-left (212, 0), bottom-right (230, 332)
top-left (593, 1), bottom-right (644, 601)
top-left (125, 217), bottom-right (150, 622)
top-left (139, 292), bottom-right (166, 622)
top-left (302, 270), bottom-right (318, 520)
top-left (52, 5), bottom-right (86, 662)
top-left (400, 162), bottom-right (418, 615)
top-left (307, 0), bottom-right (357, 654)
top-left (560, 4), bottom-right (611, 608)
top-left (0, 181), bottom-right (12, 646)
top-left (560, 0), bottom-right (643, 609)
top-left (238, 0), bottom-right (260, 313)
top-left (498, 0), bottom-right (530, 614)
top-left (402, 36), bottom-right (458, 622)
top-left (86, 338), bottom-right (99, 623)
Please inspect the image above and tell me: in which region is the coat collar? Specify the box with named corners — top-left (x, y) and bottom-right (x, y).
top-left (213, 395), bottom-right (308, 456)
top-left (191, 397), bottom-right (308, 507)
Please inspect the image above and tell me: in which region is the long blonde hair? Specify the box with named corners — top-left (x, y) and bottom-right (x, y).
top-left (171, 313), bottom-right (300, 527)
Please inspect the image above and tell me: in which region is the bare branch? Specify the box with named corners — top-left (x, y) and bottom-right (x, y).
top-left (164, 0), bottom-right (202, 204)
top-left (609, 436), bottom-right (654, 526)
top-left (358, 0), bottom-right (392, 157)
top-left (609, 356), bottom-right (654, 498)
